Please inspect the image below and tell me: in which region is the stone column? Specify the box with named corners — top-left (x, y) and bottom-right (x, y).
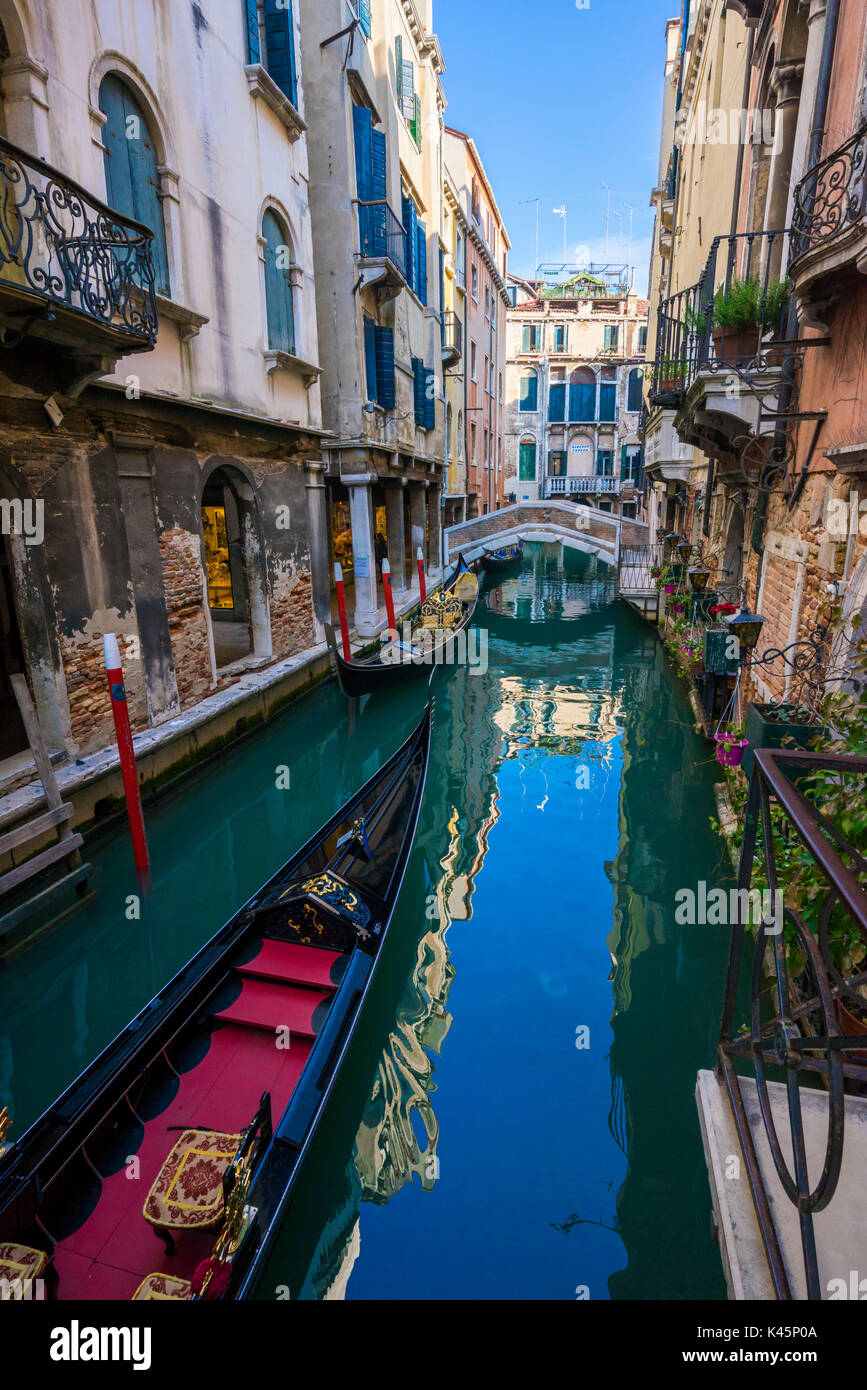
top-left (766, 62), bottom-right (805, 277)
top-left (346, 476), bottom-right (379, 635)
top-left (304, 459), bottom-right (331, 640)
top-left (384, 483), bottom-right (407, 599)
top-left (408, 488), bottom-right (427, 584)
top-left (428, 483), bottom-right (442, 573)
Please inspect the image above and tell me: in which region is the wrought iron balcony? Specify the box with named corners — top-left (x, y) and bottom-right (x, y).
top-left (0, 135), bottom-right (158, 351)
top-left (356, 200), bottom-right (408, 300)
top-left (790, 122), bottom-right (867, 286)
top-left (648, 229), bottom-right (791, 410)
top-left (717, 741), bottom-right (867, 1299)
top-left (441, 309), bottom-right (462, 364)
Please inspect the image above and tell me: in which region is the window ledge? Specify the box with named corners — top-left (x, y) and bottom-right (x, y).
top-left (155, 294), bottom-right (209, 342)
top-left (244, 64), bottom-right (306, 142)
top-left (263, 349), bottom-right (322, 387)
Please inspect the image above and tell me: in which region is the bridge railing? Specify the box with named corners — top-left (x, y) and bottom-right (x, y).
top-left (619, 544), bottom-right (663, 593)
top-left (444, 499), bottom-right (623, 565)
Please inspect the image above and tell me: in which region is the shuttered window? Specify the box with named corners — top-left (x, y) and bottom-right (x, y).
top-left (358, 0), bottom-right (372, 38)
top-left (553, 325), bottom-right (567, 352)
top-left (548, 450), bottom-right (566, 477)
top-left (518, 441), bottom-right (536, 480)
top-left (99, 74), bottom-right (170, 295)
top-left (424, 367), bottom-right (435, 429)
top-left (604, 324), bottom-right (619, 351)
top-left (416, 218), bottom-right (427, 305)
top-left (627, 367), bottom-right (643, 412)
top-left (549, 382), bottom-right (566, 422)
top-left (263, 0), bottom-right (297, 106)
top-left (375, 325), bottom-right (395, 408)
top-left (363, 316), bottom-right (378, 402)
top-left (262, 209), bottom-right (295, 353)
top-left (243, 0), bottom-right (260, 63)
top-left (522, 324), bottom-right (540, 352)
top-left (597, 450), bottom-right (614, 476)
top-left (412, 357), bottom-right (425, 425)
top-left (354, 107), bottom-right (387, 255)
top-left (519, 374), bottom-right (538, 412)
top-left (599, 383), bottom-right (617, 421)
top-left (569, 382), bottom-right (595, 422)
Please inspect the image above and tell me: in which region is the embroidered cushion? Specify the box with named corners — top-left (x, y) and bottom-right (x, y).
top-left (132, 1273), bottom-right (192, 1300)
top-left (143, 1129), bottom-right (241, 1232)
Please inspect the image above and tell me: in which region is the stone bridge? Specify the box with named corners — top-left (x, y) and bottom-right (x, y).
top-left (444, 499), bottom-right (649, 569)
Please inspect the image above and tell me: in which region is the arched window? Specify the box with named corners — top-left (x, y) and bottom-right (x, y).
top-left (519, 371), bottom-right (538, 412)
top-left (262, 209), bottom-right (295, 353)
top-left (569, 367), bottom-right (596, 423)
top-left (627, 367), bottom-right (643, 413)
top-left (99, 74), bottom-right (170, 295)
top-left (518, 435), bottom-right (536, 481)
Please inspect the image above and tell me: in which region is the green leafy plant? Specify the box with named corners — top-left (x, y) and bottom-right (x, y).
top-left (712, 277), bottom-right (790, 331)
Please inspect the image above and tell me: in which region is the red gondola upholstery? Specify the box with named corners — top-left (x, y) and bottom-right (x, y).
top-left (143, 1128), bottom-right (241, 1253)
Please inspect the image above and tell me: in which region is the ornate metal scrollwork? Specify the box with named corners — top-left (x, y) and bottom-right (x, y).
top-left (0, 136), bottom-right (158, 345)
top-left (791, 122), bottom-right (867, 262)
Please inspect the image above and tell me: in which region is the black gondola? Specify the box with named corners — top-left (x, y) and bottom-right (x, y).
top-left (0, 708), bottom-right (432, 1302)
top-left (480, 539), bottom-right (525, 573)
top-left (325, 555), bottom-right (480, 699)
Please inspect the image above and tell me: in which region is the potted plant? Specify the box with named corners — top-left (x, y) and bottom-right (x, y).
top-left (711, 277), bottom-right (789, 361)
top-left (742, 700), bottom-right (825, 779)
top-left (714, 722), bottom-right (749, 767)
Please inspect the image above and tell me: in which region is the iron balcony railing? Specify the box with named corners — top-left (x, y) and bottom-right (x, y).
top-left (357, 200), bottom-right (407, 281)
top-left (618, 543), bottom-right (665, 593)
top-left (0, 135), bottom-right (158, 346)
top-left (544, 475), bottom-right (622, 498)
top-left (718, 745), bottom-right (867, 1300)
top-left (441, 309), bottom-right (462, 358)
top-left (790, 121), bottom-right (867, 265)
top-left (649, 228), bottom-right (791, 408)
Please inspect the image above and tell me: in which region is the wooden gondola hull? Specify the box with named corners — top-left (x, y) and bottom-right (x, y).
top-left (327, 557), bottom-right (479, 699)
top-left (480, 542), bottom-right (525, 573)
top-left (0, 708), bottom-right (432, 1302)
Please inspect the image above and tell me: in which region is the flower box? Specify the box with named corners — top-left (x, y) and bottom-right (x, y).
top-left (742, 702), bottom-right (825, 779)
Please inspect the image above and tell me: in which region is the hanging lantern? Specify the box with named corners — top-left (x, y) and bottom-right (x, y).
top-left (656, 526), bottom-right (667, 543)
top-left (676, 538), bottom-right (693, 564)
top-left (688, 566), bottom-right (710, 593)
top-left (724, 606), bottom-right (766, 657)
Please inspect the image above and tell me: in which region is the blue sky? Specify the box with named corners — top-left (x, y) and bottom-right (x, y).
top-left (436, 0), bottom-right (679, 294)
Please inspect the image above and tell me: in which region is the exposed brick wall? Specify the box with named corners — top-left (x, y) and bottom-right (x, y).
top-left (160, 526), bottom-right (213, 708)
top-left (270, 571), bottom-right (314, 658)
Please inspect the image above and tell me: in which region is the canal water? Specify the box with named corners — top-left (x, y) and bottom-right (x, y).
top-left (0, 543), bottom-right (731, 1300)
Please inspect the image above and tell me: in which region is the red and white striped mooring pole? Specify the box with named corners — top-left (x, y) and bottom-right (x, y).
top-left (417, 547), bottom-right (427, 605)
top-left (333, 561), bottom-right (352, 662)
top-left (103, 634), bottom-right (150, 894)
top-left (381, 557), bottom-right (396, 637)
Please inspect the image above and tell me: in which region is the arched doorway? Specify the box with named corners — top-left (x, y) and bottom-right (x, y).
top-left (201, 467), bottom-right (270, 671)
top-left (722, 502), bottom-right (745, 598)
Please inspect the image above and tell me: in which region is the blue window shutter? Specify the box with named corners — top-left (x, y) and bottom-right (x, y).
top-left (371, 128), bottom-right (387, 200)
top-left (363, 316), bottom-right (378, 401)
top-left (412, 357), bottom-right (424, 424)
top-left (262, 209), bottom-right (294, 352)
top-left (416, 218), bottom-right (427, 304)
top-left (353, 106), bottom-right (373, 200)
top-left (424, 368), bottom-right (435, 429)
top-left (243, 0), bottom-right (260, 63)
top-left (520, 375), bottom-right (537, 412)
top-left (263, 0), bottom-right (297, 106)
top-left (402, 195), bottom-right (417, 292)
top-left (99, 75), bottom-right (169, 295)
top-left (396, 35), bottom-right (403, 101)
top-left (522, 324), bottom-right (530, 353)
top-left (569, 382), bottom-right (595, 421)
top-left (627, 367), bottom-right (642, 412)
top-left (597, 450), bottom-right (613, 476)
top-left (518, 442), bottom-right (536, 480)
top-left (375, 326), bottom-right (395, 407)
top-left (549, 383), bottom-right (566, 422)
top-left (600, 383), bottom-right (616, 420)
top-left (438, 246), bottom-right (445, 321)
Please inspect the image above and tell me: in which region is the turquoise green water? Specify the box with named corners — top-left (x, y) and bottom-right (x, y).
top-left (0, 544), bottom-right (731, 1299)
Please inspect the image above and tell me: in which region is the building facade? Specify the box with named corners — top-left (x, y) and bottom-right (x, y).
top-left (0, 0), bottom-right (325, 770)
top-left (300, 0), bottom-right (447, 635)
top-left (443, 127), bottom-right (510, 517)
top-left (644, 0), bottom-right (867, 703)
top-left (504, 271), bottom-right (649, 518)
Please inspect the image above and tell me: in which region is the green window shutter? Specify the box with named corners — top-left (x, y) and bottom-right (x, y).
top-left (597, 450), bottom-right (613, 476)
top-left (522, 325), bottom-right (530, 353)
top-left (412, 92), bottom-right (422, 147)
top-left (263, 0), bottom-right (297, 106)
top-left (402, 194), bottom-right (417, 291)
top-left (620, 444), bottom-right (628, 480)
top-left (402, 62), bottom-right (415, 119)
top-left (604, 324), bottom-right (619, 351)
top-left (375, 325), bottom-right (395, 407)
top-left (396, 35), bottom-right (403, 101)
top-left (363, 316), bottom-right (378, 402)
top-left (520, 375), bottom-right (537, 412)
top-left (416, 218), bottom-right (427, 304)
top-left (243, 0), bottom-right (260, 63)
top-left (262, 209), bottom-right (295, 353)
top-left (518, 441), bottom-right (536, 480)
top-left (549, 383), bottom-right (566, 422)
top-left (99, 74), bottom-right (170, 295)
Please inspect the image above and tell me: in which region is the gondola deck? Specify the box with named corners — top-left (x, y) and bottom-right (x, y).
top-left (0, 709), bottom-right (432, 1301)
